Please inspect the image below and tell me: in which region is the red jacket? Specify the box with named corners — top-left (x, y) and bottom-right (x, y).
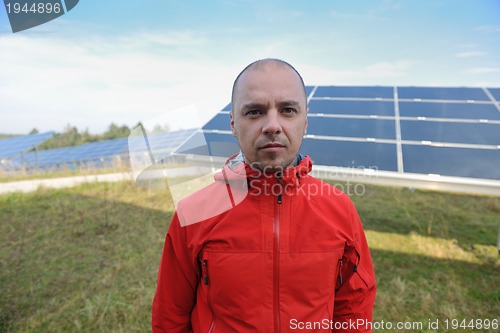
top-left (152, 155), bottom-right (376, 333)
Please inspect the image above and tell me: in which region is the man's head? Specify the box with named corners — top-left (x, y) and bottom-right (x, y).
top-left (230, 59), bottom-right (308, 174)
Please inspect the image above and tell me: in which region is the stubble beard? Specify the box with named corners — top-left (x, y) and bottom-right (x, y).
top-left (247, 154), bottom-right (295, 175)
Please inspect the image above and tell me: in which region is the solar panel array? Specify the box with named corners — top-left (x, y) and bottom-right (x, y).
top-left (8, 129), bottom-right (196, 170)
top-left (175, 86), bottom-right (500, 181)
top-left (0, 132), bottom-right (54, 159)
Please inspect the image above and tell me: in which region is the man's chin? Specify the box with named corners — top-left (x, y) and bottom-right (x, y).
top-left (248, 158), bottom-right (295, 174)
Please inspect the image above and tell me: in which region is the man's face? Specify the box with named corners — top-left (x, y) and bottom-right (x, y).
top-left (231, 65), bottom-right (308, 173)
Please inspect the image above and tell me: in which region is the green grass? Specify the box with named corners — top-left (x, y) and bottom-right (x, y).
top-left (0, 180), bottom-right (499, 332)
top-left (0, 165), bottom-right (130, 183)
top-left (348, 183), bottom-right (500, 333)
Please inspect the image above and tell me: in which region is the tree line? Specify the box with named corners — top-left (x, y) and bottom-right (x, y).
top-left (34, 123), bottom-right (137, 150)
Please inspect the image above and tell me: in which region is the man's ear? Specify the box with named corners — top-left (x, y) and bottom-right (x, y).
top-left (230, 111), bottom-right (237, 137)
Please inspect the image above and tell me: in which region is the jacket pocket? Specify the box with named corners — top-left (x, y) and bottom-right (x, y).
top-left (280, 250), bottom-right (342, 330)
top-left (335, 246), bottom-right (375, 291)
top-left (196, 251), bottom-right (273, 332)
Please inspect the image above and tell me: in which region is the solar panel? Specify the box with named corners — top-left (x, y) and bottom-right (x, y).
top-left (400, 121), bottom-right (500, 145)
top-left (305, 85), bottom-right (314, 97)
top-left (203, 113), bottom-right (231, 131)
top-left (146, 129), bottom-right (197, 161)
top-left (176, 85), bottom-right (500, 188)
top-left (487, 88), bottom-right (500, 101)
top-left (399, 101), bottom-right (500, 120)
top-left (402, 145), bottom-right (500, 180)
top-left (11, 129), bottom-right (196, 170)
top-left (0, 132), bottom-right (54, 159)
top-left (16, 137), bottom-right (129, 168)
top-left (176, 132), bottom-right (239, 157)
top-left (307, 117), bottom-right (396, 140)
top-left (398, 87), bottom-right (489, 101)
top-left (309, 100), bottom-right (395, 116)
top-left (300, 139), bottom-right (398, 171)
top-left (314, 86), bottom-right (393, 99)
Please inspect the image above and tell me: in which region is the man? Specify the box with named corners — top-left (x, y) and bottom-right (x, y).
top-left (152, 59), bottom-right (376, 332)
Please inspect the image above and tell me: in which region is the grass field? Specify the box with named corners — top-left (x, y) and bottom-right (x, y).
top-left (0, 179), bottom-right (499, 332)
top-left (0, 164), bottom-right (130, 183)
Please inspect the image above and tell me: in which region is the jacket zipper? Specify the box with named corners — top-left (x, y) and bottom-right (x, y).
top-left (273, 174), bottom-right (282, 333)
top-left (202, 259), bottom-right (216, 333)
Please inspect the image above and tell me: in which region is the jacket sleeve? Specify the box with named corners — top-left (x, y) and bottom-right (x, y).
top-left (152, 212), bottom-right (199, 333)
top-left (333, 198), bottom-right (376, 333)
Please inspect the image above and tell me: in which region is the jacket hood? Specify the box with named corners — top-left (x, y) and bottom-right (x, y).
top-left (214, 152), bottom-right (313, 189)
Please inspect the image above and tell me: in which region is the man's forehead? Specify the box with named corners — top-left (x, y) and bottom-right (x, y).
top-left (239, 63), bottom-right (300, 84)
top-left (234, 65), bottom-right (305, 103)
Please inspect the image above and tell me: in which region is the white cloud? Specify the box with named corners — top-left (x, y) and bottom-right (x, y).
top-left (299, 60), bottom-right (417, 85)
top-left (475, 25), bottom-right (500, 33)
top-left (467, 67), bottom-right (500, 74)
top-left (455, 51), bottom-right (487, 58)
top-left (0, 32), bottom-right (239, 134)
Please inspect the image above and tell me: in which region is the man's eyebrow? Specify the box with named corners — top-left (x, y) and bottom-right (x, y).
top-left (241, 102), bottom-right (267, 110)
top-left (277, 100), bottom-right (301, 107)
top-left (241, 100), bottom-right (301, 109)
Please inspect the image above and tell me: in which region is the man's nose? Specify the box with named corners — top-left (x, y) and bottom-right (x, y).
top-left (262, 110), bottom-right (282, 135)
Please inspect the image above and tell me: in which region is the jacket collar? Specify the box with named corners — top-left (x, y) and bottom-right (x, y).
top-left (215, 153), bottom-right (312, 189)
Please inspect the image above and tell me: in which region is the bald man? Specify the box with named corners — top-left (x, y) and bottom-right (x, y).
top-left (152, 59), bottom-right (376, 333)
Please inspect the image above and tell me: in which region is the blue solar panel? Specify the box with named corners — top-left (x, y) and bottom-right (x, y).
top-left (13, 129), bottom-right (196, 169)
top-left (175, 85), bottom-right (500, 183)
top-left (403, 145), bottom-right (500, 180)
top-left (175, 132), bottom-right (239, 157)
top-left (397, 87), bottom-right (489, 101)
top-left (0, 132), bottom-right (54, 159)
top-left (308, 100), bottom-right (395, 116)
top-left (305, 85), bottom-right (314, 97)
top-left (488, 88), bottom-right (500, 102)
top-left (203, 114), bottom-right (231, 131)
top-left (308, 117), bottom-right (396, 140)
top-left (146, 129), bottom-right (196, 161)
top-left (18, 138), bottom-right (129, 168)
top-left (175, 132), bottom-right (399, 172)
top-left (399, 101), bottom-right (500, 120)
top-left (314, 86), bottom-right (393, 99)
top-left (400, 121), bottom-right (500, 145)
top-left (300, 139), bottom-right (398, 171)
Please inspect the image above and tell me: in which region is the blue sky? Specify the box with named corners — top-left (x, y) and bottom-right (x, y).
top-left (1, 0), bottom-right (500, 134)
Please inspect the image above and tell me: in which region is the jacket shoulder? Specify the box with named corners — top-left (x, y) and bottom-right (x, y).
top-left (176, 177), bottom-right (247, 227)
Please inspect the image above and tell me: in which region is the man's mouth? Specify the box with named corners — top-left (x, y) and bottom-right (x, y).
top-left (259, 143), bottom-right (285, 152)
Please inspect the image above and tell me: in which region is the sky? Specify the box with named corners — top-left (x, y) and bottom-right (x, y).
top-left (1, 0), bottom-right (500, 135)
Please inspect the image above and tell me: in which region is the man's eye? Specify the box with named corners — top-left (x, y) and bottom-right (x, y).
top-left (246, 110), bottom-right (261, 116)
top-left (282, 107), bottom-right (296, 114)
